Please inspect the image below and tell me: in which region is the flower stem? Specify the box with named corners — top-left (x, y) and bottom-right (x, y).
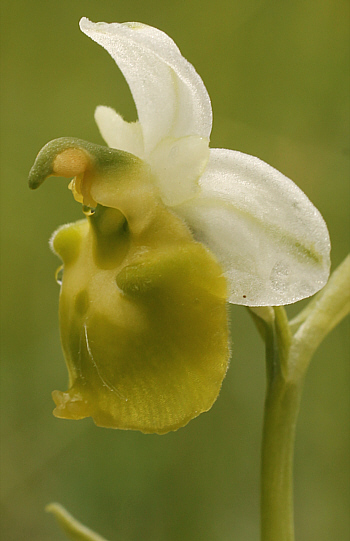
top-left (254, 254), bottom-right (350, 541)
top-left (260, 373), bottom-right (303, 541)
top-left (260, 315), bottom-right (302, 541)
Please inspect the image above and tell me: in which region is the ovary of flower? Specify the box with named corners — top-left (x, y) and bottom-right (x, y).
top-left (28, 18), bottom-right (330, 434)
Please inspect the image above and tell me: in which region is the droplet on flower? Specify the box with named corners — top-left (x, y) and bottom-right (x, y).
top-left (55, 266), bottom-right (64, 286)
top-left (82, 205), bottom-right (96, 216)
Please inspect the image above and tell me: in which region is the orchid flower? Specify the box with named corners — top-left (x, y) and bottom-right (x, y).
top-left (28, 18), bottom-right (330, 434)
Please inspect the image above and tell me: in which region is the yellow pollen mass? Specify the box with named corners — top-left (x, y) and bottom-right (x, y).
top-left (53, 148), bottom-right (91, 177)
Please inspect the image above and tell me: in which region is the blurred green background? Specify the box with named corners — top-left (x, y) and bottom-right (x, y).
top-left (1, 0), bottom-right (349, 540)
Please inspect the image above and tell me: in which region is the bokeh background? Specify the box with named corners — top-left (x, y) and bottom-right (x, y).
top-left (1, 1), bottom-right (349, 540)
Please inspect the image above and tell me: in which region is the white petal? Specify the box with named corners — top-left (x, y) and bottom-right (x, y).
top-left (95, 106), bottom-right (144, 158)
top-left (149, 136), bottom-right (210, 206)
top-left (80, 18), bottom-right (212, 155)
top-left (175, 149), bottom-right (331, 306)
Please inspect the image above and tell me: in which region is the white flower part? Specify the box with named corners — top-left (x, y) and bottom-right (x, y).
top-left (95, 105), bottom-right (209, 206)
top-left (80, 18), bottom-right (212, 154)
top-left (94, 106), bottom-right (144, 159)
top-left (175, 149), bottom-right (331, 306)
top-left (80, 18), bottom-right (331, 306)
top-left (148, 136), bottom-right (209, 205)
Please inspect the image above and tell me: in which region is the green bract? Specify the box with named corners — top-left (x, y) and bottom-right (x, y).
top-left (29, 18), bottom-right (331, 433)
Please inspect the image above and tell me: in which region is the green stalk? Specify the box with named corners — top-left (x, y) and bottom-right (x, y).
top-left (260, 316), bottom-right (301, 541)
top-left (260, 372), bottom-right (303, 541)
top-left (255, 254), bottom-right (350, 541)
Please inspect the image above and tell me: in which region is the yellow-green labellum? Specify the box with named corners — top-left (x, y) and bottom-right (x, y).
top-left (29, 138), bottom-right (230, 434)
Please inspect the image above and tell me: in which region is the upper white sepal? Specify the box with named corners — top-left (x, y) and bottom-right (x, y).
top-left (80, 18), bottom-right (212, 155)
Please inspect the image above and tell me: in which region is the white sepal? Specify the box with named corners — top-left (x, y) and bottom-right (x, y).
top-left (80, 18), bottom-right (212, 155)
top-left (175, 148), bottom-right (331, 306)
top-left (149, 136), bottom-right (209, 206)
